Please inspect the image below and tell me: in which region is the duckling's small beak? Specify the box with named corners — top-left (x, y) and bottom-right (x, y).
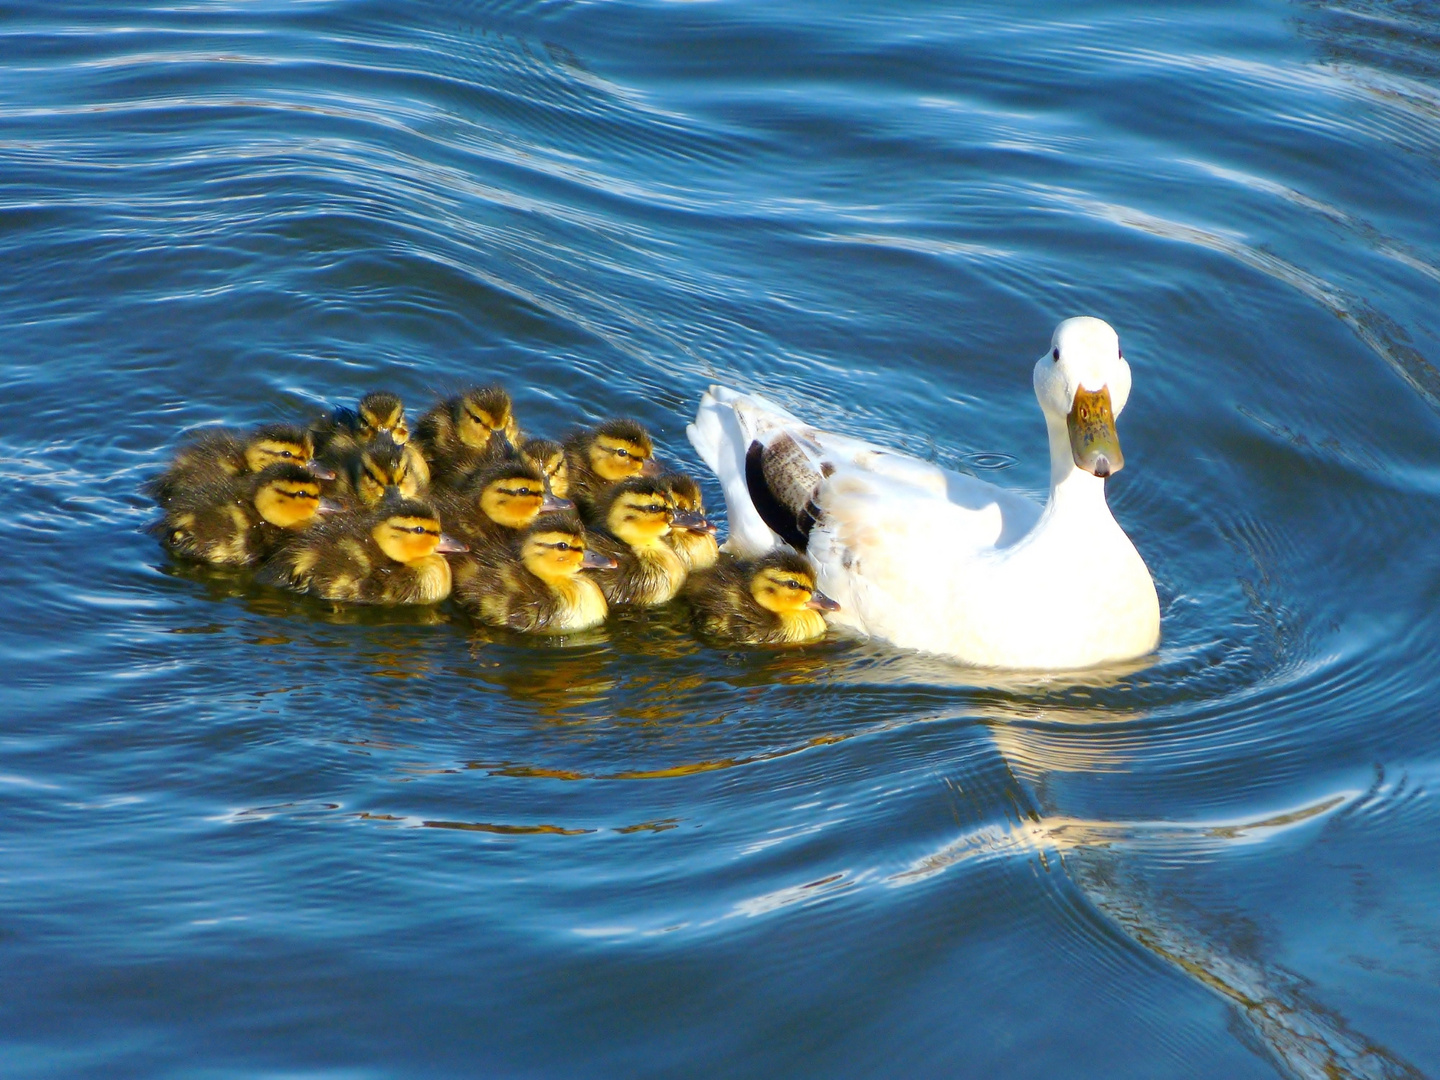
top-left (317, 497), bottom-right (345, 515)
top-left (670, 508), bottom-right (713, 532)
top-left (306, 462), bottom-right (337, 481)
top-left (437, 534), bottom-right (469, 554)
top-left (541, 492), bottom-right (574, 513)
top-left (640, 457), bottom-right (661, 477)
top-left (806, 590), bottom-right (840, 612)
top-left (1067, 385), bottom-right (1124, 478)
top-left (581, 549), bottom-right (618, 570)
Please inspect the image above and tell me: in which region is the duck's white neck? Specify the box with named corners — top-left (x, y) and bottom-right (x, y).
top-left (1043, 415), bottom-right (1112, 519)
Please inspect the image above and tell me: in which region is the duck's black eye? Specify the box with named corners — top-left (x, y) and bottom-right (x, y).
top-left (556, 542), bottom-right (571, 552)
top-left (413, 526), bottom-right (427, 534)
top-left (1052, 348), bottom-right (1060, 361)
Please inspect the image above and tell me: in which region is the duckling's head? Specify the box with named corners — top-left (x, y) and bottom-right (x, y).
top-left (467, 461), bottom-right (568, 531)
top-left (357, 391), bottom-right (408, 444)
top-left (749, 551), bottom-right (839, 615)
top-left (585, 419), bottom-right (657, 483)
top-left (455, 385), bottom-right (518, 452)
top-left (600, 476), bottom-right (674, 547)
top-left (252, 463), bottom-right (328, 529)
top-left (371, 499), bottom-right (466, 564)
top-left (519, 438), bottom-right (570, 499)
top-left (663, 472), bottom-right (704, 514)
top-left (1033, 316), bottom-right (1132, 478)
top-left (244, 425), bottom-right (319, 474)
top-left (519, 511), bottom-right (615, 583)
top-left (353, 435), bottom-right (412, 507)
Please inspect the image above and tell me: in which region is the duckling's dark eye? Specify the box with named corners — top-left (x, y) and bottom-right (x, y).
top-left (1052, 348), bottom-right (1060, 362)
top-left (281, 450), bottom-right (295, 459)
top-left (412, 526), bottom-right (427, 535)
top-left (555, 542), bottom-right (571, 552)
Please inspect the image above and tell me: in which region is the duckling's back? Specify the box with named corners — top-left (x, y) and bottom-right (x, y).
top-left (145, 429), bottom-right (249, 506)
top-left (152, 473), bottom-right (272, 566)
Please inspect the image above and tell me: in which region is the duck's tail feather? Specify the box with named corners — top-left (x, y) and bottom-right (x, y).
top-left (688, 386), bottom-right (808, 557)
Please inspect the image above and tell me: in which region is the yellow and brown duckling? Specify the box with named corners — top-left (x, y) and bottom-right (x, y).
top-left (454, 511), bottom-right (615, 634)
top-left (152, 462), bottom-right (335, 567)
top-left (586, 476), bottom-right (690, 607)
top-left (145, 423), bottom-right (334, 507)
top-left (316, 392), bottom-right (430, 490)
top-left (413, 385), bottom-right (521, 487)
top-left (518, 437), bottom-right (570, 500)
top-left (312, 390), bottom-right (409, 452)
top-left (325, 433), bottom-right (427, 509)
top-left (258, 496), bottom-right (466, 605)
top-left (685, 550), bottom-right (839, 645)
top-left (564, 419), bottom-right (659, 518)
top-left (661, 472), bottom-right (719, 572)
top-left (434, 460), bottom-right (572, 587)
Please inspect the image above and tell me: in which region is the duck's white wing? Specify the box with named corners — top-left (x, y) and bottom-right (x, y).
top-left (687, 384), bottom-right (1040, 559)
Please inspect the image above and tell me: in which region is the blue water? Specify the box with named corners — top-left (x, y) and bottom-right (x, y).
top-left (3, 1), bottom-right (1439, 1077)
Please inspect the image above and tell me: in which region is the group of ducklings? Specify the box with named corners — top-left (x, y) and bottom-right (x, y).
top-left (146, 387), bottom-right (838, 645)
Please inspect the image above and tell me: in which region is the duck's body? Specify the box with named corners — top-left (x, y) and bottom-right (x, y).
top-left (258, 498), bottom-right (463, 605)
top-left (564, 419), bottom-right (658, 519)
top-left (414, 386), bottom-right (520, 488)
top-left (455, 512), bottom-right (612, 634)
top-left (152, 463), bottom-right (329, 567)
top-left (587, 477), bottom-right (688, 607)
top-left (662, 472), bottom-right (720, 572)
top-left (146, 424), bottom-right (330, 507)
top-left (687, 317), bottom-right (1160, 670)
top-left (686, 550), bottom-right (838, 645)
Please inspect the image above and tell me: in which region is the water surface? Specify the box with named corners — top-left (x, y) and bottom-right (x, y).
top-left (3, 1), bottom-right (1439, 1077)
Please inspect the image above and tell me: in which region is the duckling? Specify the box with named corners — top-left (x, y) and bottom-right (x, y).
top-left (326, 433), bottom-right (427, 509)
top-left (586, 476), bottom-right (688, 607)
top-left (435, 460), bottom-right (572, 587)
top-left (315, 392), bottom-right (430, 489)
top-left (413, 385), bottom-right (521, 487)
top-left (661, 472), bottom-right (719, 572)
top-left (518, 437), bottom-right (571, 500)
top-left (685, 550), bottom-right (839, 645)
top-left (152, 462), bottom-right (333, 567)
top-left (258, 497), bottom-right (466, 605)
top-left (454, 511), bottom-right (616, 634)
top-left (563, 419), bottom-right (659, 518)
top-left (145, 423), bottom-right (334, 507)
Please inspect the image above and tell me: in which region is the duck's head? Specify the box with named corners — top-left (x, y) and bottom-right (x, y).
top-left (252, 463), bottom-right (336, 529)
top-left (519, 438), bottom-right (570, 499)
top-left (357, 391), bottom-right (409, 444)
top-left (519, 511), bottom-right (617, 583)
top-left (468, 461), bottom-right (572, 530)
top-left (1032, 316), bottom-right (1132, 478)
top-left (750, 551), bottom-right (839, 615)
top-left (455, 386), bottom-right (518, 453)
top-left (353, 435), bottom-right (413, 507)
top-left (600, 476), bottom-right (674, 547)
top-left (662, 472), bottom-right (716, 534)
top-left (371, 499), bottom-right (467, 564)
top-left (584, 419), bottom-right (658, 483)
top-left (244, 425), bottom-right (334, 479)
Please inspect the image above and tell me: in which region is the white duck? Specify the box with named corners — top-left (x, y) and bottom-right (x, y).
top-left (686, 316), bottom-right (1160, 670)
